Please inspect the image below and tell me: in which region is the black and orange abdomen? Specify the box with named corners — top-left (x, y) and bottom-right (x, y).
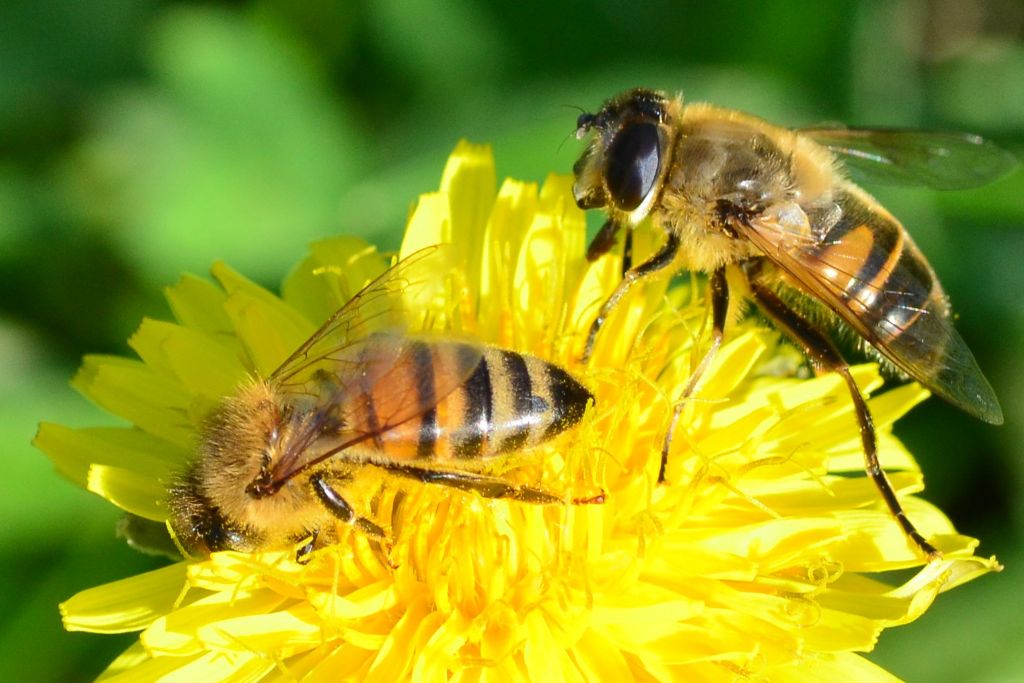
top-left (349, 341), bottom-right (592, 463)
top-left (792, 187), bottom-right (998, 421)
top-left (809, 190), bottom-right (945, 345)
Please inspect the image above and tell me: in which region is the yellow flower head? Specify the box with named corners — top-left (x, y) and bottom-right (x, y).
top-left (37, 142), bottom-right (999, 681)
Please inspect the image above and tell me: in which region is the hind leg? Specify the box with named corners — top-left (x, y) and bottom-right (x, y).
top-left (377, 463), bottom-right (604, 505)
top-left (747, 275), bottom-right (939, 560)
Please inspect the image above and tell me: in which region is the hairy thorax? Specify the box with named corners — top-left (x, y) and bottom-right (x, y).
top-left (193, 382), bottom-right (333, 541)
top-left (656, 102), bottom-right (840, 273)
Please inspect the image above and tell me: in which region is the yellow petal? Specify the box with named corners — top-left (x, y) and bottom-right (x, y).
top-left (477, 179), bottom-right (539, 342)
top-left (97, 652), bottom-right (200, 683)
top-left (157, 651), bottom-right (273, 683)
top-left (141, 588), bottom-right (291, 656)
top-left (164, 272), bottom-right (233, 334)
top-left (61, 563), bottom-right (188, 633)
top-left (768, 652), bottom-right (903, 682)
top-left (87, 464), bottom-right (168, 520)
top-left (282, 235), bottom-right (385, 324)
top-left (35, 423), bottom-right (185, 487)
top-left (194, 603), bottom-right (324, 657)
top-left (364, 598), bottom-right (433, 681)
top-left (128, 318), bottom-right (246, 399)
top-left (212, 262), bottom-right (315, 376)
top-left (571, 627), bottom-right (636, 682)
top-left (307, 580), bottom-right (399, 621)
top-left (400, 192), bottom-right (451, 261)
top-left (72, 355), bottom-right (195, 447)
top-left (440, 140), bottom-right (496, 299)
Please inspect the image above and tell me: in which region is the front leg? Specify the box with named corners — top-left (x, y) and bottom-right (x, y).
top-left (586, 217), bottom-right (623, 262)
top-left (583, 231), bottom-right (681, 363)
top-left (293, 473), bottom-right (392, 564)
top-left (294, 529), bottom-right (319, 565)
top-left (621, 227), bottom-right (634, 276)
top-left (310, 472), bottom-right (386, 538)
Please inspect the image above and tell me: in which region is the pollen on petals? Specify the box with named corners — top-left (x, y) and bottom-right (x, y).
top-left (40, 141), bottom-right (1000, 682)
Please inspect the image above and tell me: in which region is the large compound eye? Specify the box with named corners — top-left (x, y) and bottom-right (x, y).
top-left (605, 122), bottom-right (661, 211)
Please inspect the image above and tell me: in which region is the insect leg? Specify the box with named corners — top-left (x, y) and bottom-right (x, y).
top-left (586, 217), bottom-right (623, 262)
top-left (310, 472), bottom-right (386, 538)
top-left (747, 277), bottom-right (940, 560)
top-left (621, 226), bottom-right (634, 275)
top-left (583, 231), bottom-right (681, 362)
top-left (659, 268), bottom-right (729, 483)
top-left (378, 463), bottom-right (604, 505)
top-left (295, 529), bottom-right (318, 565)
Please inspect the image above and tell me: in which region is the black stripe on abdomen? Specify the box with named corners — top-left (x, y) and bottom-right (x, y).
top-left (870, 248), bottom-right (935, 344)
top-left (358, 344), bottom-right (384, 449)
top-left (499, 350), bottom-right (533, 453)
top-left (542, 363), bottom-right (592, 440)
top-left (412, 341), bottom-right (438, 458)
top-left (454, 352), bottom-right (492, 459)
top-left (844, 218), bottom-right (902, 312)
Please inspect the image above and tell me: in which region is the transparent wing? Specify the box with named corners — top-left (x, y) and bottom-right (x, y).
top-left (803, 127), bottom-right (1018, 190)
top-left (269, 334), bottom-right (484, 484)
top-left (270, 244), bottom-right (454, 390)
top-left (263, 244), bottom-right (482, 482)
top-left (739, 204), bottom-right (1002, 424)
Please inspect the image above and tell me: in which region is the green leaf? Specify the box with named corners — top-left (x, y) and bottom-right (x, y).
top-left (73, 7), bottom-right (366, 284)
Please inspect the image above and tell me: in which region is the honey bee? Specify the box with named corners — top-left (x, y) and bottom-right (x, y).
top-left (168, 247), bottom-right (596, 562)
top-left (572, 88), bottom-right (1016, 559)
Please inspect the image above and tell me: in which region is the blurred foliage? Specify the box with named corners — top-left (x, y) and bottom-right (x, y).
top-left (2, 0), bottom-right (1021, 680)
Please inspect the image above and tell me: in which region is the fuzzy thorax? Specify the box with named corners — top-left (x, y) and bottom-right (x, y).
top-left (168, 381), bottom-right (334, 554)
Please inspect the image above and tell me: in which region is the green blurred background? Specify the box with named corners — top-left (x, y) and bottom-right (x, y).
top-left (2, 1), bottom-right (1021, 680)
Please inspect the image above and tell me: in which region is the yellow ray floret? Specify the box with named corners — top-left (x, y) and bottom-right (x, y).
top-left (38, 141), bottom-right (999, 682)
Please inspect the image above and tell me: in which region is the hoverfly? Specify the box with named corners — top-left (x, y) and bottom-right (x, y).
top-left (572, 88), bottom-right (1015, 558)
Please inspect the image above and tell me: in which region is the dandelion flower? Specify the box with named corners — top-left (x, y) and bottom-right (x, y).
top-left (37, 141), bottom-right (1000, 681)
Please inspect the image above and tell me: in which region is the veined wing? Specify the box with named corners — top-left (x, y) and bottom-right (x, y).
top-left (803, 127), bottom-right (1017, 190)
top-left (263, 245), bottom-right (483, 482)
top-left (738, 195), bottom-right (1002, 424)
top-left (270, 244), bottom-right (456, 392)
top-left (269, 334), bottom-right (484, 485)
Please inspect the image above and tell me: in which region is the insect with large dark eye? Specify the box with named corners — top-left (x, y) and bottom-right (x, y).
top-left (168, 247), bottom-right (598, 563)
top-left (572, 87), bottom-right (1015, 559)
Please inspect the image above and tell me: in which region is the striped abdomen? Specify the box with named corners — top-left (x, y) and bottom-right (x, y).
top-left (786, 186), bottom-right (997, 420)
top-left (808, 188), bottom-right (947, 351)
top-left (343, 340), bottom-right (592, 463)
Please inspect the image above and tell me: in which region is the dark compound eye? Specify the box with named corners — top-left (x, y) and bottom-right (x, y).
top-left (604, 122), bottom-right (661, 211)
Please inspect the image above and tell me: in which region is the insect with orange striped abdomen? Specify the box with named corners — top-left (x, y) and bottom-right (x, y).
top-left (168, 247), bottom-right (597, 562)
top-left (572, 88), bottom-right (1015, 559)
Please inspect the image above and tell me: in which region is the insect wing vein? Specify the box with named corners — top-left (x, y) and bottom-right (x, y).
top-left (741, 213), bottom-right (1001, 423)
top-left (804, 127), bottom-right (1018, 190)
